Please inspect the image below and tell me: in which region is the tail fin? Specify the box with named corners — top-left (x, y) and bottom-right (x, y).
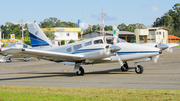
top-left (27, 21), bottom-right (52, 47)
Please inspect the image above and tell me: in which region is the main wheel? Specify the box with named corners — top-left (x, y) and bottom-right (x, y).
top-left (76, 66), bottom-right (84, 76)
top-left (6, 58), bottom-right (12, 63)
top-left (121, 61), bottom-right (129, 71)
top-left (135, 65), bottom-right (143, 74)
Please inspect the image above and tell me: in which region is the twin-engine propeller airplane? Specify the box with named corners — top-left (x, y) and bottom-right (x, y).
top-left (0, 21), bottom-right (163, 75)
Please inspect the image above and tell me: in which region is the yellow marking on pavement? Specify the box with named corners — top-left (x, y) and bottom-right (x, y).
top-left (164, 55), bottom-right (180, 58)
top-left (63, 69), bottom-right (69, 72)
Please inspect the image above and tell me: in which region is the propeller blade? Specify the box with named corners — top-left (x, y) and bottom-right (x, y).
top-left (154, 55), bottom-right (159, 63)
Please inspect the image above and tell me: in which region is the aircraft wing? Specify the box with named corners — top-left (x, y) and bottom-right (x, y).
top-left (165, 43), bottom-right (179, 48)
top-left (3, 48), bottom-right (84, 62)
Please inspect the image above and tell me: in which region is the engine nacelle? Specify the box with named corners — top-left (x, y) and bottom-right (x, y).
top-left (84, 48), bottom-right (113, 60)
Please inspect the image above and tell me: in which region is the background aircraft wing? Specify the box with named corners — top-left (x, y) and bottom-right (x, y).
top-left (4, 48), bottom-right (84, 62)
top-left (165, 43), bottom-right (179, 48)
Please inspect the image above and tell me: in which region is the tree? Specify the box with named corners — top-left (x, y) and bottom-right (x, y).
top-left (152, 3), bottom-right (180, 36)
top-left (117, 23), bottom-right (127, 31)
top-left (61, 40), bottom-right (65, 45)
top-left (39, 17), bottom-right (78, 28)
top-left (24, 40), bottom-right (31, 46)
top-left (1, 22), bottom-right (22, 39)
top-left (68, 39), bottom-right (75, 44)
top-left (104, 25), bottom-right (112, 31)
top-left (117, 23), bottom-right (146, 32)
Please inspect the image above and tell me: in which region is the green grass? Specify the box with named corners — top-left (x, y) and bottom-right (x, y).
top-left (174, 45), bottom-right (180, 48)
top-left (0, 86), bottom-right (180, 101)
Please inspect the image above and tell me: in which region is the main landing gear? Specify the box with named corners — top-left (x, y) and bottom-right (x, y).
top-left (23, 57), bottom-right (30, 62)
top-left (76, 66), bottom-right (84, 76)
top-left (74, 62), bottom-right (85, 76)
top-left (121, 61), bottom-right (129, 72)
top-left (6, 58), bottom-right (12, 63)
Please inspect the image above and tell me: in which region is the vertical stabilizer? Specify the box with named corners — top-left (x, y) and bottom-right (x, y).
top-left (27, 21), bottom-right (52, 47)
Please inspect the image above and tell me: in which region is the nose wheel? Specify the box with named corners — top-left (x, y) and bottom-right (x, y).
top-left (76, 66), bottom-right (84, 76)
top-left (135, 65), bottom-right (143, 74)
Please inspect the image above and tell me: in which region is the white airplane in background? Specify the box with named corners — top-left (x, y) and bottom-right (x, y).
top-left (0, 42), bottom-right (32, 62)
top-left (0, 21), bottom-right (164, 76)
top-left (0, 21), bottom-right (53, 63)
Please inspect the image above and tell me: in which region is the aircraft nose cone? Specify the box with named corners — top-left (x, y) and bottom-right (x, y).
top-left (110, 45), bottom-right (121, 53)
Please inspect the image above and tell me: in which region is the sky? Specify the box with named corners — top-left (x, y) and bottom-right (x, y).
top-left (0, 0), bottom-right (179, 27)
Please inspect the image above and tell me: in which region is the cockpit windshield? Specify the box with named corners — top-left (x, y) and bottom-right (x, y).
top-left (106, 36), bottom-right (127, 44)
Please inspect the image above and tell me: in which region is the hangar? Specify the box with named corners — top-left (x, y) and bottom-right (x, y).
top-left (168, 35), bottom-right (180, 44)
top-left (79, 31), bottom-right (135, 42)
top-left (135, 27), bottom-right (170, 44)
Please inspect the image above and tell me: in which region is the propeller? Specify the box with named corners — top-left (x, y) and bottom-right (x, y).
top-left (154, 55), bottom-right (159, 63)
top-left (154, 49), bottom-right (162, 63)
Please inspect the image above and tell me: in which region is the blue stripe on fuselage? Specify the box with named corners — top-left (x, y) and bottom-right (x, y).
top-left (72, 48), bottom-right (159, 55)
top-left (72, 48), bottom-right (104, 54)
top-left (113, 51), bottom-right (159, 56)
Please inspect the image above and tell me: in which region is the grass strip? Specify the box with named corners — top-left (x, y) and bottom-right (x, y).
top-left (0, 86), bottom-right (180, 101)
top-left (174, 45), bottom-right (180, 48)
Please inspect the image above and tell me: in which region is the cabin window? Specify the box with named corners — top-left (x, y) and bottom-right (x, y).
top-left (23, 44), bottom-right (28, 48)
top-left (84, 41), bottom-right (92, 46)
top-left (106, 38), bottom-right (114, 44)
top-left (73, 44), bottom-right (82, 51)
top-left (67, 47), bottom-right (72, 52)
top-left (94, 39), bottom-right (103, 44)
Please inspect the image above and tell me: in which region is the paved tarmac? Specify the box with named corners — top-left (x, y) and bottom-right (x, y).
top-left (0, 48), bottom-right (180, 89)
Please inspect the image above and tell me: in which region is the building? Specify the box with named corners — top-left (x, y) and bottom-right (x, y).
top-left (168, 35), bottom-right (180, 44)
top-left (41, 27), bottom-right (81, 46)
top-left (79, 31), bottom-right (135, 42)
top-left (135, 27), bottom-right (170, 44)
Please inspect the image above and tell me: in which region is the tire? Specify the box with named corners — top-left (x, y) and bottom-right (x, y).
top-left (76, 66), bottom-right (84, 76)
top-left (6, 59), bottom-right (12, 63)
top-left (135, 65), bottom-right (143, 74)
top-left (121, 66), bottom-right (128, 71)
top-left (121, 61), bottom-right (129, 71)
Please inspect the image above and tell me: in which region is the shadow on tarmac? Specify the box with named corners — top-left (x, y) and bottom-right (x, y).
top-left (0, 67), bottom-right (136, 81)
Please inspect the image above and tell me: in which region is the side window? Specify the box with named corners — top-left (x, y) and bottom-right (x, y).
top-left (67, 47), bottom-right (72, 52)
top-left (94, 39), bottom-right (103, 44)
top-left (73, 44), bottom-right (82, 51)
top-left (106, 38), bottom-right (114, 44)
top-left (84, 41), bottom-right (92, 46)
top-left (23, 44), bottom-right (28, 48)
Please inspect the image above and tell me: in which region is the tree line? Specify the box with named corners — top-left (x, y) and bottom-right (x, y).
top-left (153, 3), bottom-right (180, 37)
